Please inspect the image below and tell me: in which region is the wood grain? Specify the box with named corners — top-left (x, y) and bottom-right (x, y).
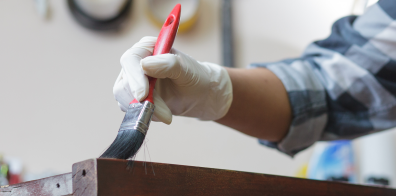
top-left (2, 159), bottom-right (396, 196)
top-left (0, 173), bottom-right (72, 196)
top-left (72, 159), bottom-right (98, 196)
top-left (79, 158), bottom-right (396, 196)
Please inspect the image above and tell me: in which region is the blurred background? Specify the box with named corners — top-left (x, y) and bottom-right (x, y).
top-left (1, 0), bottom-right (395, 188)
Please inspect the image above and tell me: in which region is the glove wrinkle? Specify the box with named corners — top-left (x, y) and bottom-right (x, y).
top-left (141, 54), bottom-right (182, 80)
top-left (114, 36), bottom-right (233, 124)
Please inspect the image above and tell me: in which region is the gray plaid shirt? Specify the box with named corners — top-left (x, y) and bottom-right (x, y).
top-left (252, 0), bottom-right (396, 156)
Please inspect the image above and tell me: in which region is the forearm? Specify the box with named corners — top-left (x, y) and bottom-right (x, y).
top-left (216, 68), bottom-right (292, 142)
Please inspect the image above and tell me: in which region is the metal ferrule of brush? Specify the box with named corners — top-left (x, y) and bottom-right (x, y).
top-left (119, 101), bottom-right (155, 136)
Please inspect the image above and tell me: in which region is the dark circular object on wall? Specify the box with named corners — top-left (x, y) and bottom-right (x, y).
top-left (67, 0), bottom-right (132, 31)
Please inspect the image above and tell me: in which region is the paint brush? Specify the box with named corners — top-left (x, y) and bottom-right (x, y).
top-left (100, 4), bottom-right (181, 160)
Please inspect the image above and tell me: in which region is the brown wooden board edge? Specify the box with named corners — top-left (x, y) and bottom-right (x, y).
top-left (92, 158), bottom-right (396, 196)
top-left (72, 158), bottom-right (98, 196)
top-left (1, 158), bottom-right (396, 196)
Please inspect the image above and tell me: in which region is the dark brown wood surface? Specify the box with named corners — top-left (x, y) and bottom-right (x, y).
top-left (0, 173), bottom-right (72, 196)
top-left (2, 159), bottom-right (396, 196)
top-left (71, 158), bottom-right (396, 196)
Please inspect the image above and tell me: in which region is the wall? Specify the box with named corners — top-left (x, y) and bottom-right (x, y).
top-left (0, 0), bottom-right (356, 178)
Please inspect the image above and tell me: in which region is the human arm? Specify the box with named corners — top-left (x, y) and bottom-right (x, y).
top-left (114, 38), bottom-right (290, 143)
top-left (113, 0), bottom-right (396, 157)
top-left (216, 68), bottom-right (291, 143)
top-left (249, 0), bottom-right (396, 155)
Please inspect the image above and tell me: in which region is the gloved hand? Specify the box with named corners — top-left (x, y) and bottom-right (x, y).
top-left (113, 36), bottom-right (233, 124)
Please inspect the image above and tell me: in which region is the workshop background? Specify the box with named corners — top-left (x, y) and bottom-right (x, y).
top-left (1, 0), bottom-right (395, 187)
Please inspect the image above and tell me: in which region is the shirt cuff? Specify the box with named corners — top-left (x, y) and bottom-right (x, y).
top-left (250, 60), bottom-right (328, 156)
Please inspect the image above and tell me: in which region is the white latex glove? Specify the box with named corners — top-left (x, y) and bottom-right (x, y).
top-left (114, 36), bottom-right (233, 124)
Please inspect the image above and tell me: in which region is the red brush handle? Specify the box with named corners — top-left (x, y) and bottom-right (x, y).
top-left (130, 4), bottom-right (181, 104)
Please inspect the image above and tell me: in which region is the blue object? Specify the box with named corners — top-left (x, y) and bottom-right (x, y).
top-left (308, 140), bottom-right (355, 182)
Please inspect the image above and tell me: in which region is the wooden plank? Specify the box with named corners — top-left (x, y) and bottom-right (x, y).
top-left (72, 158), bottom-right (396, 196)
top-left (0, 173), bottom-right (72, 196)
top-left (2, 158), bottom-right (396, 195)
top-left (72, 159), bottom-right (98, 196)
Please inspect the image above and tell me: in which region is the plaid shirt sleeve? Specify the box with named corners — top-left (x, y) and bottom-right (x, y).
top-left (251, 0), bottom-right (396, 156)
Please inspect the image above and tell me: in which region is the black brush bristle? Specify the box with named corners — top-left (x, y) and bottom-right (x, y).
top-left (100, 101), bottom-right (154, 160)
top-left (100, 129), bottom-right (145, 159)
